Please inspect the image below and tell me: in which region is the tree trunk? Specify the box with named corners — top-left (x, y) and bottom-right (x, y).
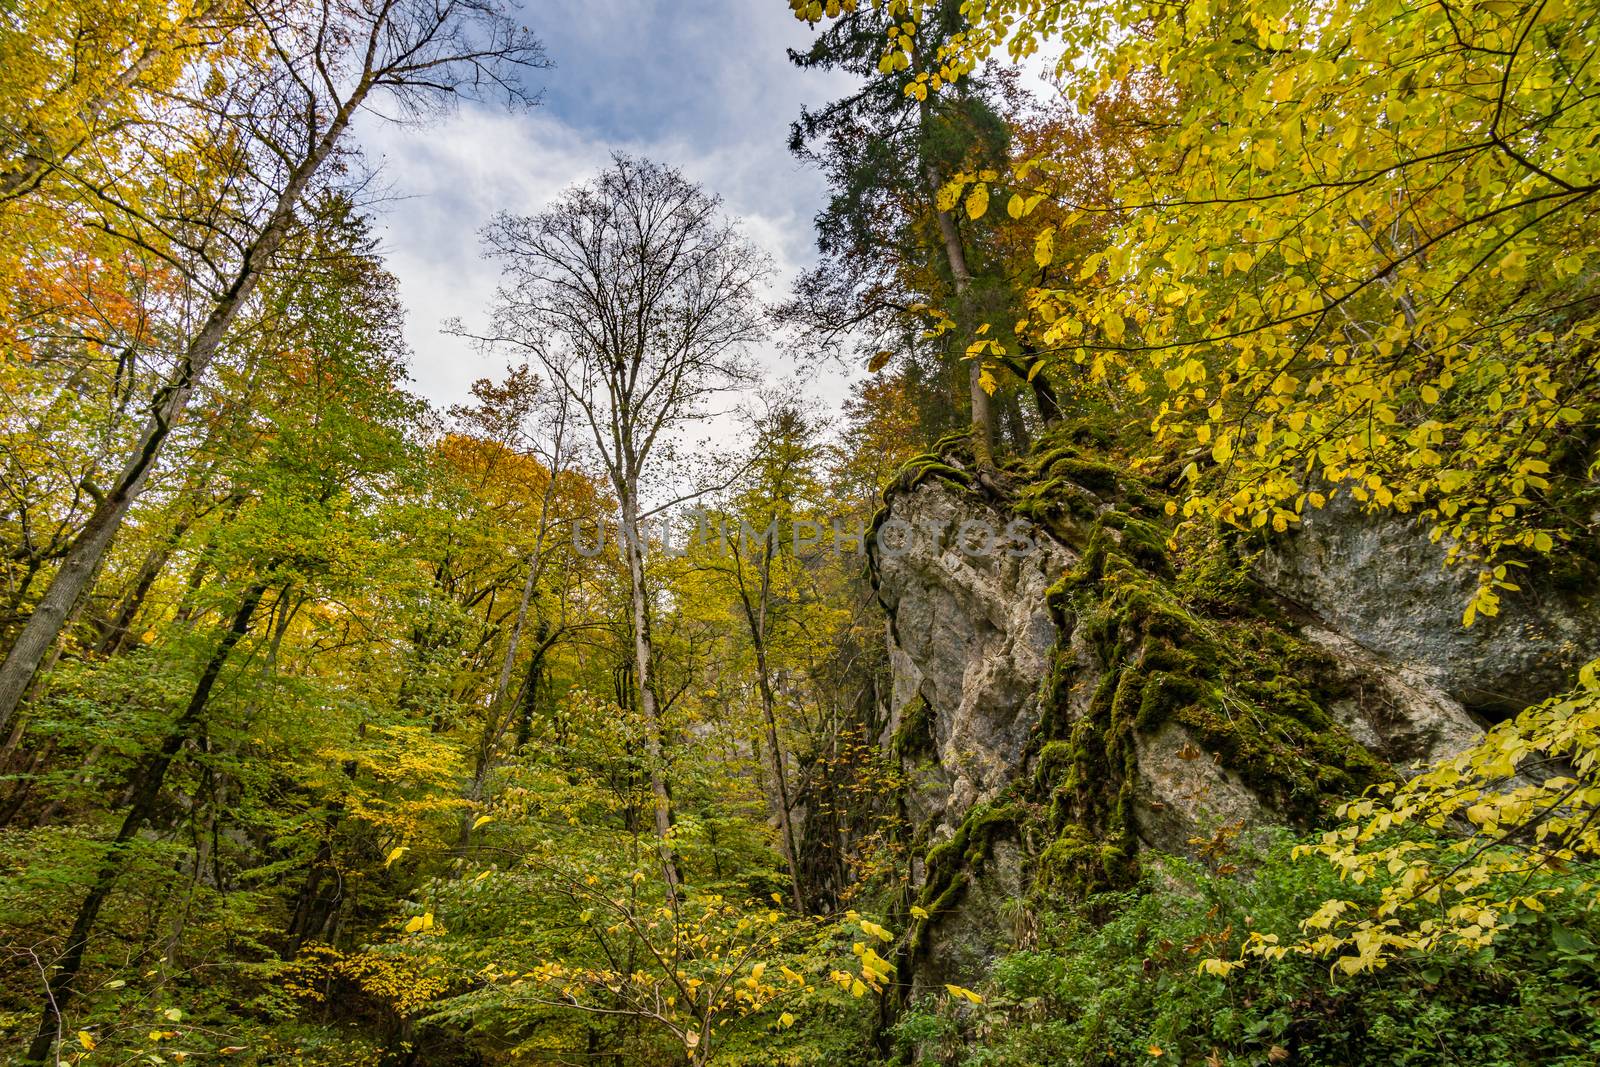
top-left (751, 640), bottom-right (804, 909)
top-left (620, 490), bottom-right (680, 895)
top-left (1015, 340), bottom-right (1063, 426)
top-left (734, 521), bottom-right (805, 910)
top-left (24, 579), bottom-right (266, 1065)
top-left (924, 160), bottom-right (993, 462)
top-left (458, 444), bottom-right (561, 847)
top-left (513, 620), bottom-right (553, 750)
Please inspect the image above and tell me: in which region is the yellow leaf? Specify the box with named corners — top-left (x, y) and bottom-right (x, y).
top-left (472, 815), bottom-right (494, 830)
top-left (1006, 192), bottom-right (1025, 218)
top-left (936, 179), bottom-right (963, 213)
top-left (405, 915), bottom-right (424, 934)
top-left (966, 182), bottom-right (989, 220)
top-left (78, 1031), bottom-right (96, 1051)
top-left (910, 905), bottom-right (930, 920)
top-left (779, 1011), bottom-right (796, 1028)
top-left (384, 846), bottom-right (408, 868)
top-left (1102, 311), bottom-right (1125, 343)
top-left (1034, 227), bottom-right (1054, 268)
top-left (1499, 248), bottom-right (1527, 282)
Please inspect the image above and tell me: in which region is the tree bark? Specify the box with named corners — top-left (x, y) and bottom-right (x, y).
top-left (620, 490), bottom-right (681, 895)
top-left (924, 159), bottom-right (994, 462)
top-left (733, 520), bottom-right (805, 910)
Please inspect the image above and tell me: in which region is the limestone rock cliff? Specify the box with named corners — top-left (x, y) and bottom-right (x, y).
top-left (870, 438), bottom-right (1591, 996)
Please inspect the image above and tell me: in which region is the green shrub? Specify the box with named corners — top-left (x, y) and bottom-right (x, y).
top-left (891, 831), bottom-right (1600, 1066)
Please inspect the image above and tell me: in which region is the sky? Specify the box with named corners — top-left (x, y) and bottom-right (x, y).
top-left (357, 0), bottom-right (860, 415)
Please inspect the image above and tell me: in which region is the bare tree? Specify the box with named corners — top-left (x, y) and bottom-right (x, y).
top-left (0, 0), bottom-right (548, 739)
top-left (478, 156), bottom-right (771, 892)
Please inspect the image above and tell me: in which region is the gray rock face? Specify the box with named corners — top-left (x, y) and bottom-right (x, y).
top-left (1131, 721), bottom-right (1271, 855)
top-left (874, 483), bottom-right (1074, 835)
top-left (1257, 492), bottom-right (1599, 713)
top-left (875, 477), bottom-right (1596, 993)
top-left (1296, 624), bottom-right (1485, 771)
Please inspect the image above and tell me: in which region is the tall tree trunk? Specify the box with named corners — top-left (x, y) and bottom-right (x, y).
top-left (911, 38), bottom-right (994, 461)
top-left (24, 579), bottom-right (266, 1065)
top-left (751, 639), bottom-right (804, 909)
top-left (619, 490), bottom-right (680, 896)
top-left (0, 83), bottom-right (368, 739)
top-left (923, 160), bottom-right (993, 462)
top-left (734, 520), bottom-right (805, 910)
top-left (458, 439), bottom-right (562, 847)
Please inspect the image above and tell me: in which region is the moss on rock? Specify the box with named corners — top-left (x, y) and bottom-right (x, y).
top-left (877, 422), bottom-right (1393, 922)
top-left (908, 800), bottom-right (1021, 953)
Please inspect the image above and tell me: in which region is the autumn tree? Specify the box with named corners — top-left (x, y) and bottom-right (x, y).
top-left (446, 365), bottom-right (574, 846)
top-left (0, 0), bottom-right (549, 738)
top-left (15, 198), bottom-right (428, 1064)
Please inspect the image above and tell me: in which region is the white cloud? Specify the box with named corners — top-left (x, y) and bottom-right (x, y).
top-left (353, 1), bottom-right (861, 416)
